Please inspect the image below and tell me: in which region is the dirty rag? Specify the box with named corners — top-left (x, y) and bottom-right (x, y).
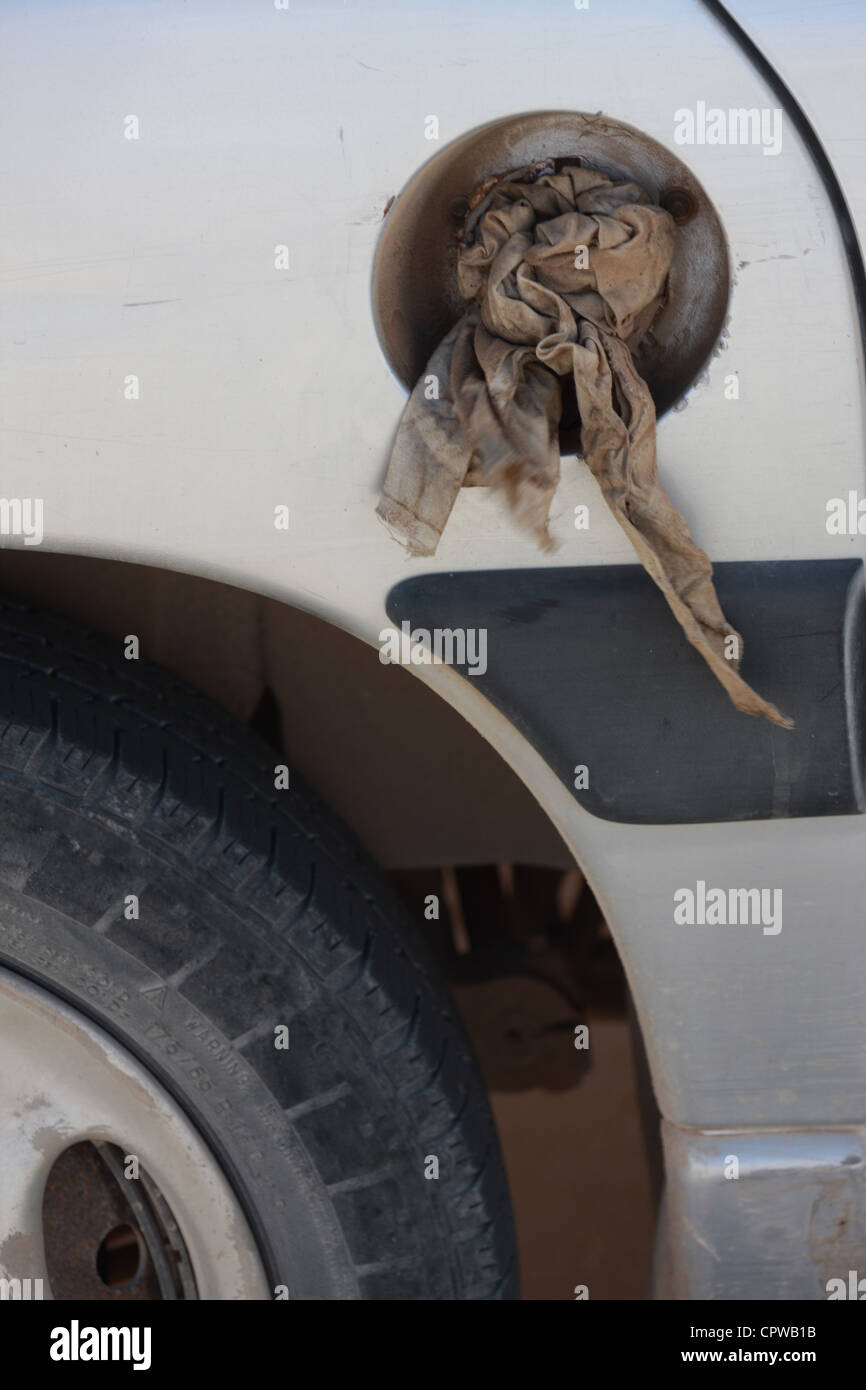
top-left (377, 163), bottom-right (791, 728)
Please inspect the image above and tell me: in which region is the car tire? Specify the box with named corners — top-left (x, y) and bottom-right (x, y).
top-left (0, 596), bottom-right (518, 1300)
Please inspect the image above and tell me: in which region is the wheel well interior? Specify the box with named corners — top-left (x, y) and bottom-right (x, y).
top-left (0, 549), bottom-right (573, 871)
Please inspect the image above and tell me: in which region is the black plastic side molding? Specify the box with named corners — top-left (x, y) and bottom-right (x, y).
top-left (387, 561), bottom-right (865, 825)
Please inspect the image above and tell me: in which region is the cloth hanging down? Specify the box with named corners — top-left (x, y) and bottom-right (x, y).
top-left (377, 162), bottom-right (791, 729)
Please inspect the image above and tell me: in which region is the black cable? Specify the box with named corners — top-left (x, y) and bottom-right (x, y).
top-left (700, 0), bottom-right (866, 385)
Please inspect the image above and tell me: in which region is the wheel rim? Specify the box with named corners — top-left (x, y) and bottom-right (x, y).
top-left (0, 967), bottom-right (269, 1300)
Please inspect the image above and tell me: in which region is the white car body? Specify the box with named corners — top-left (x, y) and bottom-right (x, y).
top-left (2, 0), bottom-right (866, 1297)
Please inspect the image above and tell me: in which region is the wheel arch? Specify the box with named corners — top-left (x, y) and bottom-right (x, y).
top-left (0, 547), bottom-right (576, 874)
